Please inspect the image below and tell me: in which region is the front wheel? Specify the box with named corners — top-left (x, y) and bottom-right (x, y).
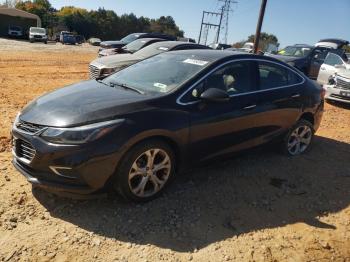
top-left (282, 119), bottom-right (314, 156)
top-left (114, 140), bottom-right (175, 202)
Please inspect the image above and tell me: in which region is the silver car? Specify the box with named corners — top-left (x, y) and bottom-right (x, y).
top-left (89, 41), bottom-right (210, 79)
top-left (323, 71), bottom-right (350, 104)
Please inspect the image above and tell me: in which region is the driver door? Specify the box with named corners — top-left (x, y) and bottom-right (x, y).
top-left (309, 47), bottom-right (330, 79)
top-left (184, 60), bottom-right (262, 161)
top-left (318, 51), bottom-right (346, 85)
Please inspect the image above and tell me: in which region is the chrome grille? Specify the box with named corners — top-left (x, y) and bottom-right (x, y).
top-left (16, 121), bottom-right (44, 134)
top-left (89, 65), bottom-right (101, 79)
top-left (14, 139), bottom-right (36, 162)
top-left (336, 77), bottom-right (350, 90)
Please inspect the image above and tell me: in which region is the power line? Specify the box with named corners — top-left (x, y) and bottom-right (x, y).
top-left (198, 11), bottom-right (222, 45)
top-left (218, 0), bottom-right (238, 44)
top-left (198, 0), bottom-right (238, 45)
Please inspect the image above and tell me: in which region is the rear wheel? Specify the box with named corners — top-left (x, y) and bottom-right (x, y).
top-left (282, 119), bottom-right (314, 156)
top-left (114, 140), bottom-right (175, 202)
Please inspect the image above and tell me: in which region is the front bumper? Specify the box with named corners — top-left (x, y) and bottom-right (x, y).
top-left (11, 128), bottom-right (123, 195)
top-left (30, 36), bottom-right (47, 42)
top-left (324, 85), bottom-right (350, 104)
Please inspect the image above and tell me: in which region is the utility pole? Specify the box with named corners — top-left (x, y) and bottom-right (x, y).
top-left (253, 0), bottom-right (268, 54)
top-left (197, 11), bottom-right (222, 45)
top-left (218, 0), bottom-right (237, 44)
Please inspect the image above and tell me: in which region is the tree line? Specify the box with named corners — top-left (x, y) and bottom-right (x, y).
top-left (2, 0), bottom-right (184, 40)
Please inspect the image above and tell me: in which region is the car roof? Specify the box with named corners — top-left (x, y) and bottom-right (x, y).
top-left (148, 41), bottom-right (207, 49)
top-left (130, 38), bottom-right (164, 43)
top-left (163, 49), bottom-right (290, 65)
top-left (292, 44), bottom-right (313, 48)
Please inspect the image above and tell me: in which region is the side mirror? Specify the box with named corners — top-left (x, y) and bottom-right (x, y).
top-left (200, 88), bottom-right (229, 103)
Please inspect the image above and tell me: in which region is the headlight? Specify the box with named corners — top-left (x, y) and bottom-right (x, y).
top-left (101, 68), bottom-right (116, 76)
top-left (328, 75), bottom-right (336, 86)
top-left (40, 119), bottom-right (124, 144)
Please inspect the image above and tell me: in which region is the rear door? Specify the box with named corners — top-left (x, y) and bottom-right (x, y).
top-left (252, 60), bottom-right (306, 144)
top-left (308, 47), bottom-right (331, 79)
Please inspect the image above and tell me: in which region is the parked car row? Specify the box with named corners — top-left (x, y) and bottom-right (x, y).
top-left (90, 41), bottom-right (211, 78)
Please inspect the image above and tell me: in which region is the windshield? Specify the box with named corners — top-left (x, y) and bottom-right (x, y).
top-left (30, 28), bottom-right (46, 34)
top-left (9, 26), bottom-right (21, 31)
top-left (103, 53), bottom-right (210, 94)
top-left (124, 39), bottom-right (148, 53)
top-left (121, 33), bottom-right (142, 44)
top-left (278, 46), bottom-right (312, 57)
top-left (134, 44), bottom-right (170, 58)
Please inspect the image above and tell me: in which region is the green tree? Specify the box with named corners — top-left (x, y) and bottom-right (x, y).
top-left (247, 32), bottom-right (279, 51)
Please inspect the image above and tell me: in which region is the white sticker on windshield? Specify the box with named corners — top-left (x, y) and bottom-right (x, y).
top-left (183, 59), bottom-right (209, 66)
top-left (154, 82), bottom-right (168, 92)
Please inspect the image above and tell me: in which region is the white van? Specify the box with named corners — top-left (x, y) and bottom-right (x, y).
top-left (29, 27), bottom-right (48, 44)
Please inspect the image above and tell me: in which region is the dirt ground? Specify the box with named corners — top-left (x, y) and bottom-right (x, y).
top-left (0, 38), bottom-right (349, 262)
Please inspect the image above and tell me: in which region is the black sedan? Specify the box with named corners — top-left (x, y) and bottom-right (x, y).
top-left (98, 38), bottom-right (166, 57)
top-left (12, 50), bottom-right (324, 202)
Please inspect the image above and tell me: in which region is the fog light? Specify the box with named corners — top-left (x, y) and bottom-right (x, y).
top-left (49, 166), bottom-right (76, 179)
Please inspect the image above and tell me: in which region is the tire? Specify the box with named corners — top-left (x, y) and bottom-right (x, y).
top-left (282, 119), bottom-right (314, 156)
top-left (113, 140), bottom-right (176, 202)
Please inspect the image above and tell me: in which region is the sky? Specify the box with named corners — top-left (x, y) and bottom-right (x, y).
top-left (49, 0), bottom-right (350, 48)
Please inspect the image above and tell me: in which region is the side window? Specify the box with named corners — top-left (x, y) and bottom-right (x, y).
top-left (324, 53), bottom-right (344, 66)
top-left (199, 61), bottom-right (258, 96)
top-left (258, 61), bottom-right (302, 90)
top-left (180, 61), bottom-right (257, 103)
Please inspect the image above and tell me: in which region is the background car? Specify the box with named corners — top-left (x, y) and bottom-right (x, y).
top-left (323, 72), bottom-right (350, 104)
top-left (61, 34), bottom-right (76, 45)
top-left (88, 38), bottom-right (102, 46)
top-left (317, 52), bottom-right (349, 86)
top-left (98, 38), bottom-right (166, 57)
top-left (75, 35), bottom-right (85, 44)
top-left (90, 41), bottom-right (211, 79)
top-left (59, 31), bottom-right (71, 43)
top-left (12, 50), bottom-right (324, 202)
top-left (29, 27), bottom-right (48, 44)
top-left (8, 25), bottom-right (23, 38)
top-left (209, 43), bottom-right (232, 50)
top-left (99, 32), bottom-right (177, 54)
top-left (269, 39), bottom-right (349, 79)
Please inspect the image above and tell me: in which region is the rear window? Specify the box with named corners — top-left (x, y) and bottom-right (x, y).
top-left (258, 61), bottom-right (303, 90)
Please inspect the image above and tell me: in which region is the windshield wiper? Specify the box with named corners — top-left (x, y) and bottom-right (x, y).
top-left (109, 82), bottom-right (144, 95)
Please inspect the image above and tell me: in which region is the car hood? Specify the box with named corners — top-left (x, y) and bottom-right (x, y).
top-left (91, 53), bottom-right (143, 68)
top-left (100, 41), bottom-right (125, 48)
top-left (20, 80), bottom-right (151, 127)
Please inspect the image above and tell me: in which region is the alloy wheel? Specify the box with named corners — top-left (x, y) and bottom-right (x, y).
top-left (128, 148), bottom-right (171, 198)
top-left (287, 125), bottom-right (312, 155)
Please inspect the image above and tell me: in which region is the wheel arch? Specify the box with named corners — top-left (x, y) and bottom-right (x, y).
top-left (299, 112), bottom-right (315, 126)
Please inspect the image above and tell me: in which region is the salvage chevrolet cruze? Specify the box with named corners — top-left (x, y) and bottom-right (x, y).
top-left (12, 50), bottom-right (324, 202)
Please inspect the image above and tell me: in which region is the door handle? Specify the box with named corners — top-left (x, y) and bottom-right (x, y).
top-left (320, 67), bottom-right (326, 70)
top-left (291, 94), bottom-right (301, 98)
top-left (243, 104), bottom-right (257, 110)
